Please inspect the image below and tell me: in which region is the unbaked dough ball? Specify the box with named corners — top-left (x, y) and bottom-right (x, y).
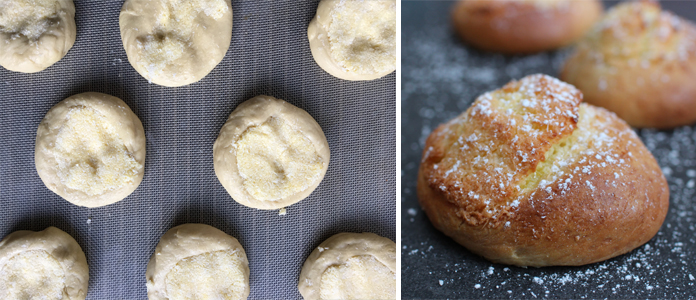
top-left (119, 0), bottom-right (233, 87)
top-left (0, 227), bottom-right (88, 300)
top-left (308, 0), bottom-right (396, 81)
top-left (146, 224), bottom-right (250, 300)
top-left (35, 92), bottom-right (146, 208)
top-left (0, 0), bottom-right (76, 73)
top-left (298, 233), bottom-right (396, 300)
top-left (213, 95), bottom-right (330, 210)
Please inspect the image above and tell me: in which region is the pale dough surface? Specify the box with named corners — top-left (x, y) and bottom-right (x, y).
top-left (298, 232), bottom-right (396, 300)
top-left (0, 0), bottom-right (76, 73)
top-left (0, 227), bottom-right (88, 300)
top-left (213, 95), bottom-right (330, 210)
top-left (146, 224), bottom-right (250, 300)
top-left (119, 0), bottom-right (233, 87)
top-left (308, 0), bottom-right (396, 81)
top-left (35, 92), bottom-right (146, 208)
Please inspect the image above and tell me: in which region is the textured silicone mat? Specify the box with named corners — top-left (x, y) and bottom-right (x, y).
top-left (0, 1), bottom-right (395, 299)
top-left (402, 1), bottom-right (696, 299)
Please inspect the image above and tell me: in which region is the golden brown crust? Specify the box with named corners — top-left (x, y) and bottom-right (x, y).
top-left (417, 74), bottom-right (669, 267)
top-left (561, 0), bottom-right (696, 128)
top-left (452, 0), bottom-right (602, 54)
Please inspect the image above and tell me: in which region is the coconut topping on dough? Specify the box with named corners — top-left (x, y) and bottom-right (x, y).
top-left (422, 74), bottom-right (642, 227)
top-left (235, 116), bottom-right (324, 202)
top-left (165, 250), bottom-right (247, 300)
top-left (0, 0), bottom-right (59, 40)
top-left (136, 0), bottom-right (229, 80)
top-left (328, 0), bottom-right (396, 75)
top-left (0, 250), bottom-right (66, 300)
top-left (54, 107), bottom-right (142, 196)
top-left (320, 255), bottom-right (396, 300)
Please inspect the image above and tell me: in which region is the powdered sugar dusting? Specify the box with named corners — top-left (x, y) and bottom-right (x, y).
top-left (402, 2), bottom-right (696, 298)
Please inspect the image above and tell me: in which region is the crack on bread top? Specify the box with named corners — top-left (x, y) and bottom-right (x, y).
top-left (422, 74), bottom-right (639, 228)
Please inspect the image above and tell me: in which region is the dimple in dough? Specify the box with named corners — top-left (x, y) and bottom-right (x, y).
top-left (213, 95), bottom-right (330, 210)
top-left (35, 92), bottom-right (146, 208)
top-left (146, 224), bottom-right (250, 300)
top-left (236, 116), bottom-right (325, 202)
top-left (119, 0), bottom-right (233, 87)
top-left (0, 0), bottom-right (76, 73)
top-left (298, 233), bottom-right (396, 300)
top-left (308, 0), bottom-right (396, 81)
top-left (0, 227), bottom-right (89, 300)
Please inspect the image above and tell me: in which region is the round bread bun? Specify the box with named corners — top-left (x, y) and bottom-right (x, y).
top-left (298, 232), bottom-right (396, 300)
top-left (0, 227), bottom-right (88, 300)
top-left (146, 224), bottom-right (250, 300)
top-left (308, 0), bottom-right (396, 81)
top-left (0, 0), bottom-right (76, 73)
top-left (35, 92), bottom-right (146, 208)
top-left (417, 74), bottom-right (669, 267)
top-left (561, 1), bottom-right (696, 129)
top-left (119, 0), bottom-right (233, 87)
top-left (213, 95), bottom-right (330, 210)
top-left (452, 0), bottom-right (602, 54)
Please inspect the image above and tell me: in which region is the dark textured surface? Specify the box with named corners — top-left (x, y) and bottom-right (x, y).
top-left (402, 1), bottom-right (696, 299)
top-left (0, 1), bottom-right (395, 299)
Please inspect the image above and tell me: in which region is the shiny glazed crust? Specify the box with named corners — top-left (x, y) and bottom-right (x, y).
top-left (417, 74), bottom-right (669, 267)
top-left (451, 0), bottom-right (602, 54)
top-left (561, 0), bottom-right (696, 128)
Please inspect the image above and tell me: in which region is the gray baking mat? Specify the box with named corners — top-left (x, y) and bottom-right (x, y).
top-left (402, 1), bottom-right (695, 299)
top-left (0, 1), bottom-right (395, 299)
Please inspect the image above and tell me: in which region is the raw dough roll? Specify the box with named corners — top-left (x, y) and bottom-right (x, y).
top-left (0, 227), bottom-right (88, 300)
top-left (213, 95), bottom-right (330, 210)
top-left (561, 0), bottom-right (696, 128)
top-left (418, 74), bottom-right (669, 267)
top-left (298, 232), bottom-right (396, 300)
top-left (308, 0), bottom-right (396, 81)
top-left (35, 92), bottom-right (146, 208)
top-left (0, 0), bottom-right (76, 73)
top-left (451, 0), bottom-right (602, 54)
top-left (119, 0), bottom-right (233, 87)
top-left (146, 224), bottom-right (250, 300)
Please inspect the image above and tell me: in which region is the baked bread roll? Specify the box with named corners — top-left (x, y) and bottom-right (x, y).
top-left (452, 0), bottom-right (602, 54)
top-left (417, 74), bottom-right (669, 267)
top-left (561, 0), bottom-right (696, 129)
